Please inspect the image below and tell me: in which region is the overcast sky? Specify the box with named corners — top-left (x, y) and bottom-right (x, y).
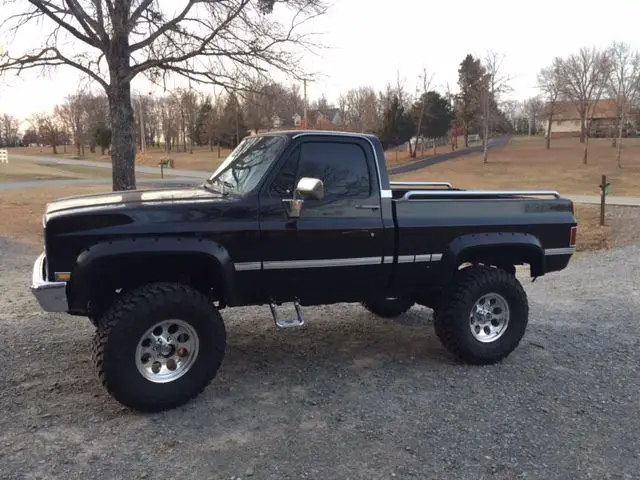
top-left (1, 0), bottom-right (640, 123)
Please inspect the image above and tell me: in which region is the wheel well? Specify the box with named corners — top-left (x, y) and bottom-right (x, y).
top-left (84, 253), bottom-right (225, 318)
top-left (456, 245), bottom-right (543, 277)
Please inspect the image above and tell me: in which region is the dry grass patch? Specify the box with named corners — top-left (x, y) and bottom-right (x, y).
top-left (0, 186), bottom-right (111, 246)
top-left (574, 204), bottom-right (610, 252)
top-left (393, 136), bottom-right (640, 196)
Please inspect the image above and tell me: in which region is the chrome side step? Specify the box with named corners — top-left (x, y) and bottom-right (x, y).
top-left (269, 301), bottom-right (305, 328)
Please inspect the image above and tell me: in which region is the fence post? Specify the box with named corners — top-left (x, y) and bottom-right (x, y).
top-left (599, 174), bottom-right (609, 226)
top-left (0, 149), bottom-right (8, 164)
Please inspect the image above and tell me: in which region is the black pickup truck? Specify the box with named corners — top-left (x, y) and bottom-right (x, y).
top-left (30, 130), bottom-right (578, 412)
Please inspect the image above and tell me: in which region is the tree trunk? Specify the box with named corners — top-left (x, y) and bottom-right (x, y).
top-left (108, 81), bottom-right (137, 191)
top-left (583, 130), bottom-right (590, 165)
top-left (545, 114), bottom-right (553, 149)
top-left (483, 96), bottom-right (490, 164)
top-left (579, 115), bottom-right (586, 143)
top-left (616, 111), bottom-right (625, 168)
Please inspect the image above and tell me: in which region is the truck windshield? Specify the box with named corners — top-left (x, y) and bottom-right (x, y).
top-left (205, 134), bottom-right (287, 195)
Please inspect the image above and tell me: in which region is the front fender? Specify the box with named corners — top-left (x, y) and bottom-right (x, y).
top-left (68, 237), bottom-right (237, 311)
top-left (439, 232), bottom-right (545, 281)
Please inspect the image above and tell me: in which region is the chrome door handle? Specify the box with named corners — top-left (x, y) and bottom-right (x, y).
top-left (355, 204), bottom-right (380, 210)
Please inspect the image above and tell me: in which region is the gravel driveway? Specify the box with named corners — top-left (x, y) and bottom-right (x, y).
top-left (1, 238), bottom-right (639, 480)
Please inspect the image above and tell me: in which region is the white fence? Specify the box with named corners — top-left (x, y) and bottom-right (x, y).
top-left (0, 149), bottom-right (8, 164)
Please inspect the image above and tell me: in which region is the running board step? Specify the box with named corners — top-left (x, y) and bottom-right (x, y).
top-left (269, 302), bottom-right (305, 328)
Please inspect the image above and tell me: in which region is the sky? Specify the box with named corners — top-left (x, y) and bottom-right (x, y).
top-left (1, 0), bottom-right (640, 125)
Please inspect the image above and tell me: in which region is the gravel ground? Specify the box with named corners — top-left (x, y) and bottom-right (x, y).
top-left (1, 235), bottom-right (639, 480)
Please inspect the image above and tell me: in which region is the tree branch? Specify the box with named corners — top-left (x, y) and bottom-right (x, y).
top-left (129, 0), bottom-right (201, 52)
top-left (26, 0), bottom-right (102, 49)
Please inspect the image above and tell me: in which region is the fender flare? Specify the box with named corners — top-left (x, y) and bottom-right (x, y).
top-left (68, 237), bottom-right (238, 311)
top-left (438, 232), bottom-right (545, 281)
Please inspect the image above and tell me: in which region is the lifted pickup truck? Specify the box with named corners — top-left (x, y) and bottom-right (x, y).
top-left (31, 130), bottom-right (577, 412)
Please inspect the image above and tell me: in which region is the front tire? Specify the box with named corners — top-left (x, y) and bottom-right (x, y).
top-left (361, 297), bottom-right (415, 318)
top-left (92, 282), bottom-right (226, 412)
top-left (433, 266), bottom-right (528, 365)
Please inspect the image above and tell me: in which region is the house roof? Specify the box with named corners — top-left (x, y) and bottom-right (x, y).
top-left (553, 98), bottom-right (618, 120)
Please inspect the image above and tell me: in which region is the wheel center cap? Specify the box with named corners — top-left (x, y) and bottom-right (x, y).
top-left (156, 337), bottom-right (173, 356)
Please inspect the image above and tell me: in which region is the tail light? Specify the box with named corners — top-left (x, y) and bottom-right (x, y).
top-left (569, 226), bottom-right (578, 247)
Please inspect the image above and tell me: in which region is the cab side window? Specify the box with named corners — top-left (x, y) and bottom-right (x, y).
top-left (269, 147), bottom-right (300, 197)
top-left (297, 141), bottom-right (371, 199)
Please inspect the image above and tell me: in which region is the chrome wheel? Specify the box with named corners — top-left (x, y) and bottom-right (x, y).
top-left (469, 293), bottom-right (510, 343)
top-left (135, 319), bottom-right (200, 383)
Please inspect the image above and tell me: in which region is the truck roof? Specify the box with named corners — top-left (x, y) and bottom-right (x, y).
top-left (252, 129), bottom-right (379, 140)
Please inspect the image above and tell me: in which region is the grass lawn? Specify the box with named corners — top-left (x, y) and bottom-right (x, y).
top-left (0, 158), bottom-right (115, 183)
top-left (0, 185), bottom-right (615, 254)
top-left (392, 136), bottom-right (640, 197)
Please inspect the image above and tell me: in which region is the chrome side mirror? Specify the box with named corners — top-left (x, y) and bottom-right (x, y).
top-left (282, 177), bottom-right (324, 218)
top-left (295, 177), bottom-right (324, 200)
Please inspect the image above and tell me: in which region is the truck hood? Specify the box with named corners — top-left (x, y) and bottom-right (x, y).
top-left (45, 186), bottom-right (222, 215)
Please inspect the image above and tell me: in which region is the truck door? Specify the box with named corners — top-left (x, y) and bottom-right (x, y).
top-left (258, 135), bottom-right (385, 304)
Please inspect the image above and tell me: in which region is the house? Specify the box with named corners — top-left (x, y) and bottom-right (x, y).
top-left (544, 98), bottom-right (640, 138)
top-left (291, 108), bottom-right (343, 129)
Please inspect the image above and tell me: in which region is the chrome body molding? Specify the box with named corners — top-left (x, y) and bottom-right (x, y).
top-left (234, 253), bottom-right (445, 271)
top-left (401, 190), bottom-right (561, 201)
top-left (390, 181), bottom-right (453, 189)
top-left (30, 253), bottom-right (69, 313)
top-left (545, 247), bottom-right (576, 256)
top-left (234, 262), bottom-right (262, 271)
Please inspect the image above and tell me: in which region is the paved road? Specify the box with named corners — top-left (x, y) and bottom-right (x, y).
top-left (566, 194), bottom-right (640, 206)
top-left (0, 177), bottom-right (201, 191)
top-left (388, 136), bottom-right (510, 175)
top-left (9, 153), bottom-right (212, 179)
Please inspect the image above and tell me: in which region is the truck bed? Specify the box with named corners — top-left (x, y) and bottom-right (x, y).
top-left (388, 181), bottom-right (577, 279)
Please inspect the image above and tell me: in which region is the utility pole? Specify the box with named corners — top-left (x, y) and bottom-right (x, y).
top-left (303, 78), bottom-right (308, 128)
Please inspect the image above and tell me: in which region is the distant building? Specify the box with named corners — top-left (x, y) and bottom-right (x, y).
top-left (544, 98), bottom-right (640, 138)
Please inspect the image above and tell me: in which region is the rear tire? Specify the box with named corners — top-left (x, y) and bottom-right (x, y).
top-left (361, 297), bottom-right (415, 318)
top-left (433, 266), bottom-right (528, 365)
top-left (92, 282), bottom-right (226, 412)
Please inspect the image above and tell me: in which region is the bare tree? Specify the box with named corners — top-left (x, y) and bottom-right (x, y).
top-left (343, 86), bottom-right (378, 133)
top-left (55, 88), bottom-right (89, 157)
top-left (523, 96), bottom-right (543, 136)
top-left (0, 0), bottom-right (327, 190)
top-left (180, 89), bottom-right (200, 154)
top-left (480, 50), bottom-right (512, 163)
top-left (409, 67), bottom-right (433, 157)
top-left (537, 60), bottom-right (562, 149)
top-left (31, 113), bottom-right (64, 154)
top-left (0, 113), bottom-right (21, 147)
top-left (556, 46), bottom-right (611, 159)
top-left (607, 41), bottom-right (640, 167)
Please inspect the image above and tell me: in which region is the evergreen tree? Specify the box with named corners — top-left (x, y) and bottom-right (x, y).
top-left (218, 94), bottom-right (247, 148)
top-left (195, 97), bottom-right (214, 146)
top-left (411, 91), bottom-right (454, 141)
top-left (456, 54), bottom-right (485, 147)
top-left (378, 94), bottom-right (414, 150)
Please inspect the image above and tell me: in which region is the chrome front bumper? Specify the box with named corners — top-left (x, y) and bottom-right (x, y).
top-left (31, 253), bottom-right (69, 313)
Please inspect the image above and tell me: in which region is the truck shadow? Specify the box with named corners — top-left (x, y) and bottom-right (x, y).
top-left (219, 304), bottom-right (454, 376)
